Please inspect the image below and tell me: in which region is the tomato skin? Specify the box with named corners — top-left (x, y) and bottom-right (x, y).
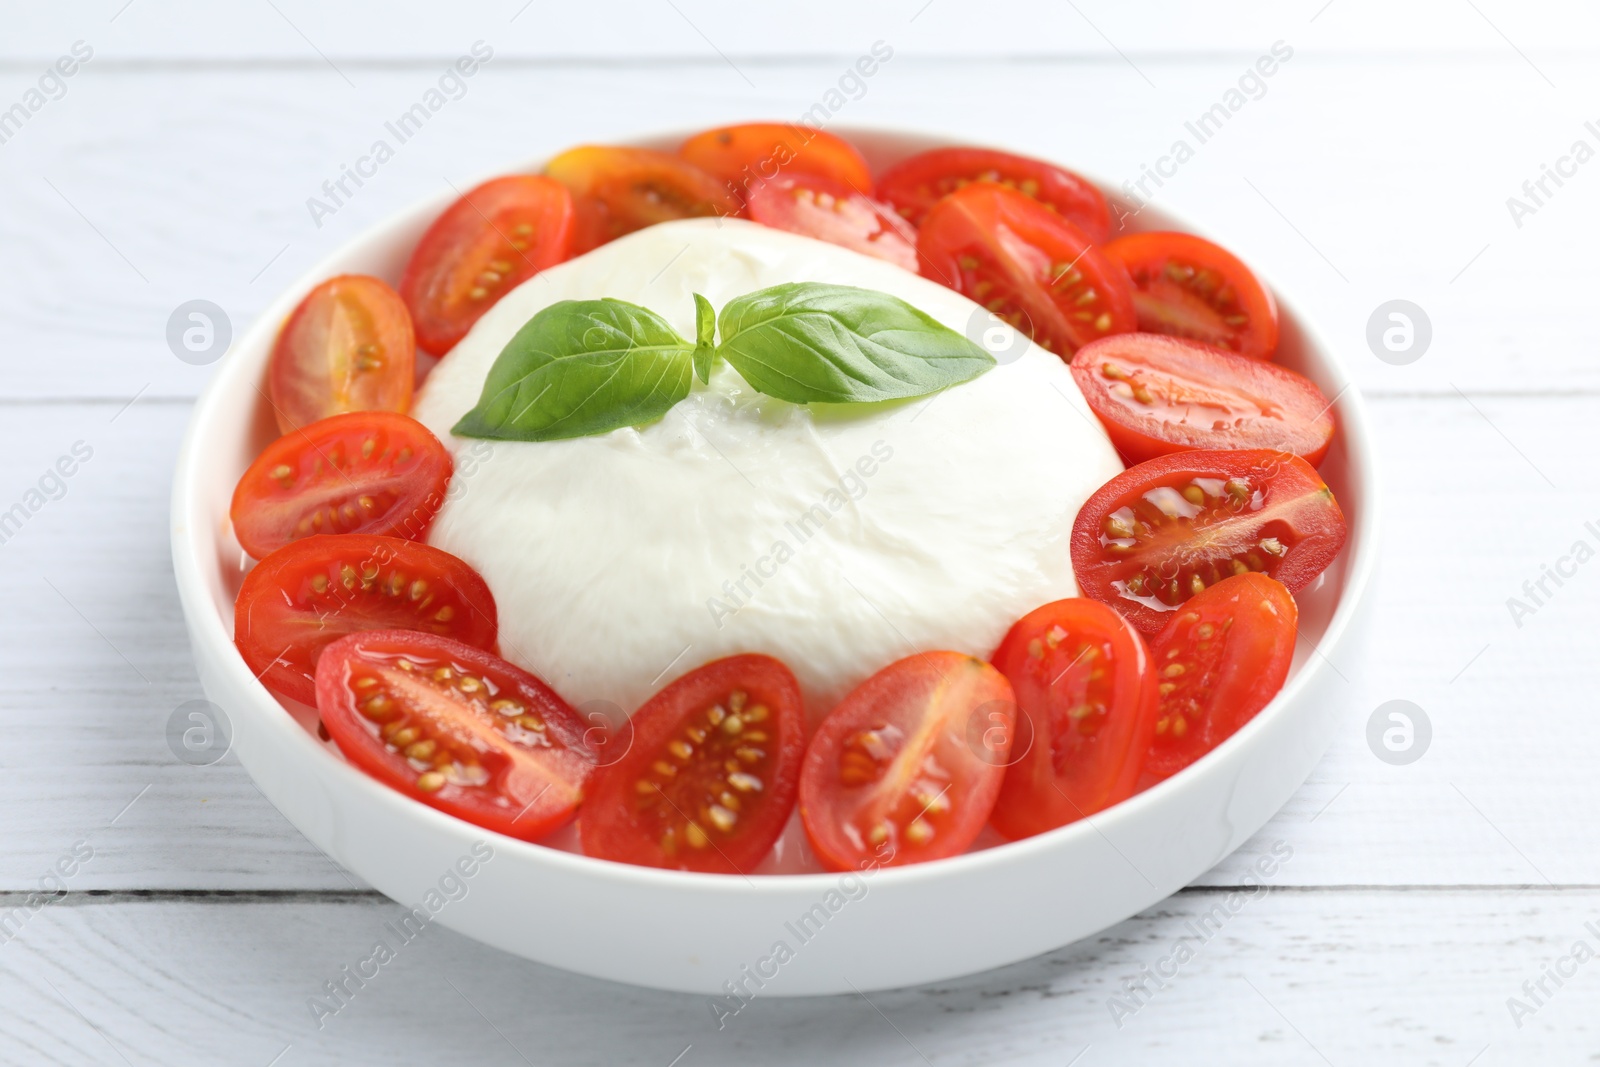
top-left (800, 653), bottom-right (1016, 871)
top-left (917, 183), bottom-right (1136, 358)
top-left (229, 412), bottom-right (452, 560)
top-left (746, 174), bottom-right (918, 271)
top-left (1139, 574), bottom-right (1297, 786)
top-left (316, 631), bottom-right (598, 841)
top-left (235, 534), bottom-right (498, 706)
top-left (1070, 333), bottom-right (1336, 466)
top-left (989, 599), bottom-right (1159, 840)
top-left (268, 275), bottom-right (416, 435)
top-left (679, 122), bottom-right (874, 204)
top-left (580, 655), bottom-right (804, 874)
top-left (1102, 232), bottom-right (1279, 360)
top-left (879, 146), bottom-right (1111, 241)
top-left (544, 146), bottom-right (741, 253)
top-left (1071, 449), bottom-right (1346, 633)
top-left (399, 175), bottom-right (575, 355)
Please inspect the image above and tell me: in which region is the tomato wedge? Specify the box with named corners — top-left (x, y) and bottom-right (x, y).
top-left (399, 175), bottom-right (574, 355)
top-left (229, 412), bottom-right (452, 560)
top-left (580, 655), bottom-right (804, 874)
top-left (268, 275), bottom-right (415, 435)
top-left (316, 631), bottom-right (597, 840)
top-left (544, 146), bottom-right (741, 254)
top-left (1102, 232), bottom-right (1279, 360)
top-left (799, 652), bottom-right (1016, 871)
top-left (1071, 449), bottom-right (1346, 633)
top-left (879, 146), bottom-right (1111, 241)
top-left (679, 122), bottom-right (873, 204)
top-left (1139, 573), bottom-right (1297, 786)
top-left (235, 534), bottom-right (498, 705)
top-left (746, 174), bottom-right (918, 271)
top-left (1070, 333), bottom-right (1336, 466)
top-left (989, 599), bottom-right (1159, 840)
top-left (917, 183), bottom-right (1135, 358)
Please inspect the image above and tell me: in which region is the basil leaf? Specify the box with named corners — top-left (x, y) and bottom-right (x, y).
top-left (692, 292), bottom-right (716, 384)
top-left (451, 299), bottom-right (694, 442)
top-left (714, 282), bottom-right (995, 405)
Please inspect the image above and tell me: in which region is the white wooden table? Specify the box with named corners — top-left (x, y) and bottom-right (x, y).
top-left (3, 2), bottom-right (1597, 1062)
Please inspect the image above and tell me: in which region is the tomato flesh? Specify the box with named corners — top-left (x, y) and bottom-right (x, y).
top-left (989, 599), bottom-right (1159, 840)
top-left (399, 175), bottom-right (574, 355)
top-left (1071, 449), bottom-right (1347, 633)
top-left (799, 652), bottom-right (1015, 870)
top-left (917, 183), bottom-right (1135, 358)
top-left (229, 412), bottom-right (451, 560)
top-left (268, 275), bottom-right (415, 435)
top-left (879, 146), bottom-right (1111, 241)
top-left (317, 631), bottom-right (596, 840)
top-left (544, 146), bottom-right (741, 253)
top-left (235, 534), bottom-right (498, 705)
top-left (580, 655), bottom-right (804, 874)
top-left (679, 122), bottom-right (874, 204)
top-left (1140, 573), bottom-right (1297, 785)
top-left (1070, 333), bottom-right (1336, 466)
top-left (1103, 232), bottom-right (1279, 360)
top-left (746, 174), bottom-right (918, 271)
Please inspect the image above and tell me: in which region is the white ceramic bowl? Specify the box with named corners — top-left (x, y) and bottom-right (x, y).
top-left (171, 127), bottom-right (1380, 996)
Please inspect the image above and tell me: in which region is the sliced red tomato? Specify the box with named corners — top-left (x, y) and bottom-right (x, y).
top-left (989, 599), bottom-right (1159, 840)
top-left (746, 174), bottom-right (918, 271)
top-left (268, 275), bottom-right (415, 435)
top-left (917, 183), bottom-right (1135, 358)
top-left (1071, 449), bottom-right (1346, 633)
top-left (399, 175), bottom-right (574, 355)
top-left (316, 631), bottom-right (597, 840)
top-left (229, 412), bottom-right (452, 560)
top-left (1139, 573), bottom-right (1297, 786)
top-left (1102, 232), bottom-right (1279, 360)
top-left (799, 652), bottom-right (1016, 871)
top-left (580, 655), bottom-right (804, 874)
top-left (235, 534), bottom-right (497, 705)
top-left (544, 146), bottom-right (741, 253)
top-left (679, 122), bottom-right (874, 204)
top-left (878, 146), bottom-right (1111, 241)
top-left (1070, 333), bottom-right (1336, 466)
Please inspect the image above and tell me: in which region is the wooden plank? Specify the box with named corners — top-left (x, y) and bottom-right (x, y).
top-left (4, 0), bottom-right (1595, 60)
top-left (0, 887), bottom-right (1593, 1064)
top-left (0, 55), bottom-right (1595, 400)
top-left (0, 393), bottom-right (1587, 891)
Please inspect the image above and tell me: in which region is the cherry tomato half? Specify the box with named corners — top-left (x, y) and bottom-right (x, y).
top-left (878, 146), bottom-right (1111, 241)
top-left (235, 534), bottom-right (498, 706)
top-left (399, 175), bottom-right (575, 355)
top-left (1070, 449), bottom-right (1346, 633)
top-left (917, 183), bottom-right (1136, 358)
top-left (580, 655), bottom-right (804, 874)
top-left (1069, 333), bottom-right (1336, 466)
top-left (1139, 573), bottom-right (1297, 786)
top-left (799, 652), bottom-right (1016, 871)
top-left (1102, 232), bottom-right (1279, 360)
top-left (746, 174), bottom-right (918, 271)
top-left (544, 146), bottom-right (741, 254)
top-left (679, 122), bottom-right (874, 203)
top-left (229, 412), bottom-right (452, 560)
top-left (989, 599), bottom-right (1159, 840)
top-left (268, 275), bottom-right (415, 435)
top-left (317, 631), bottom-right (598, 840)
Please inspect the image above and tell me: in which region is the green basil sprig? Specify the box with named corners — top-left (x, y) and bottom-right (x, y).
top-left (453, 282), bottom-right (995, 442)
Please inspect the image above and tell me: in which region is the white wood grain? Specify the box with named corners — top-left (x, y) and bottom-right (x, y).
top-left (0, 394), bottom-right (1588, 891)
top-left (0, 887), bottom-right (1593, 1065)
top-left (0, 53), bottom-right (1596, 401)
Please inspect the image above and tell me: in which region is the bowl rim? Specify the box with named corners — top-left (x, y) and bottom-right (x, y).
top-left (171, 122), bottom-right (1382, 894)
